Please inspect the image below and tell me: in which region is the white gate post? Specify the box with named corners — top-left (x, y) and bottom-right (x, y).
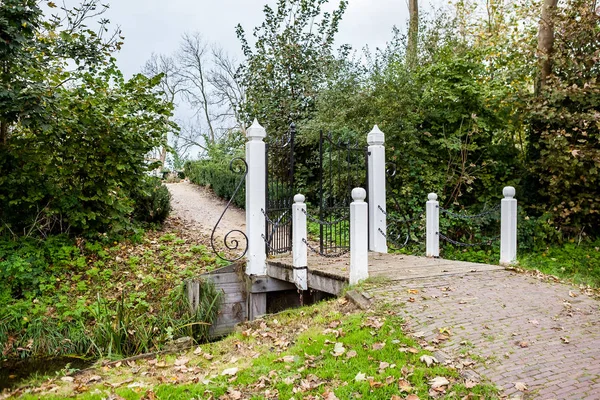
top-left (292, 194), bottom-right (308, 290)
top-left (426, 193), bottom-right (439, 257)
top-left (500, 186), bottom-right (518, 265)
top-left (350, 188), bottom-right (369, 285)
top-left (367, 125), bottom-right (387, 253)
top-left (245, 119), bottom-right (267, 276)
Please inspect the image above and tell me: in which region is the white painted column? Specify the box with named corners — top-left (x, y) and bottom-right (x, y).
top-left (367, 125), bottom-right (388, 253)
top-left (245, 119), bottom-right (267, 276)
top-left (292, 194), bottom-right (308, 290)
top-left (426, 193), bottom-right (439, 258)
top-left (500, 186), bottom-right (518, 265)
top-left (350, 188), bottom-right (369, 285)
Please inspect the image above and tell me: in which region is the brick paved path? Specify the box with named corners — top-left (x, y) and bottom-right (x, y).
top-left (368, 270), bottom-right (600, 399)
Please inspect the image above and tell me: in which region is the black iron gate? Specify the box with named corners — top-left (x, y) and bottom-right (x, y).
top-left (316, 130), bottom-right (368, 255)
top-left (264, 123), bottom-right (296, 255)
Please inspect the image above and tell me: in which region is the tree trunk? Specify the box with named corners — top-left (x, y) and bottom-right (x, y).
top-left (406, 0), bottom-right (419, 68)
top-left (536, 0), bottom-right (559, 95)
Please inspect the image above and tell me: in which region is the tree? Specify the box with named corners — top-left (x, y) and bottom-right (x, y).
top-left (142, 53), bottom-right (185, 167)
top-left (406, 0), bottom-right (419, 68)
top-left (0, 1), bottom-right (173, 236)
top-left (236, 0), bottom-right (348, 135)
top-left (536, 0), bottom-right (559, 94)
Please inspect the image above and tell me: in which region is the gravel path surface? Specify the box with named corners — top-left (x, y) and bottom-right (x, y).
top-left (166, 182), bottom-right (246, 238)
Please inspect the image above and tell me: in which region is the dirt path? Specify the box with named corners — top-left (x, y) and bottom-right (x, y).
top-left (166, 182), bottom-right (246, 239)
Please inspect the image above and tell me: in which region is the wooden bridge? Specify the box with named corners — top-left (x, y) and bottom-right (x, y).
top-left (195, 253), bottom-right (503, 337)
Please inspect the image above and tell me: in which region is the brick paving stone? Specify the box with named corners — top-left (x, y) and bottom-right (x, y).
top-left (368, 270), bottom-right (600, 399)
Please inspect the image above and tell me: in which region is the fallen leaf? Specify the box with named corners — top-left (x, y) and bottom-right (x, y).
top-left (518, 341), bottom-right (529, 348)
top-left (372, 342), bottom-right (386, 350)
top-left (429, 376), bottom-right (450, 388)
top-left (464, 379), bottom-right (478, 388)
top-left (420, 355), bottom-right (438, 367)
top-left (355, 372), bottom-right (366, 382)
top-left (368, 378), bottom-right (384, 388)
top-left (174, 356), bottom-right (189, 366)
top-left (379, 361), bottom-right (390, 371)
top-left (323, 390), bottom-right (339, 399)
top-left (193, 346), bottom-right (202, 355)
top-left (346, 350), bottom-right (357, 359)
top-left (331, 342), bottom-right (346, 357)
top-left (203, 353), bottom-right (214, 360)
top-left (406, 395), bottom-right (420, 400)
top-left (398, 379), bottom-right (413, 392)
top-left (528, 319), bottom-right (539, 325)
top-left (60, 376), bottom-right (74, 383)
top-left (514, 382), bottom-right (527, 391)
top-left (221, 367), bottom-right (238, 376)
top-left (561, 337), bottom-right (570, 344)
top-left (569, 290), bottom-right (578, 297)
top-left (408, 289), bottom-right (419, 294)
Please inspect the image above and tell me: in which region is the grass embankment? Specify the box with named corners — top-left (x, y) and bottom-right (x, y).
top-left (442, 239), bottom-right (600, 288)
top-left (0, 217), bottom-right (226, 361)
top-left (9, 299), bottom-right (498, 399)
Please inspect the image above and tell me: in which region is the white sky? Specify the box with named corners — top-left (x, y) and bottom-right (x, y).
top-left (102, 0), bottom-right (413, 79)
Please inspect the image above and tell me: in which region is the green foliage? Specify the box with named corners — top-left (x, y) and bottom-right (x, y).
top-left (0, 231), bottom-right (224, 360)
top-left (519, 239), bottom-right (600, 287)
top-left (526, 0), bottom-right (600, 235)
top-left (236, 0), bottom-right (348, 136)
top-left (0, 1), bottom-right (174, 237)
top-left (184, 160), bottom-right (246, 208)
top-left (131, 177), bottom-right (172, 225)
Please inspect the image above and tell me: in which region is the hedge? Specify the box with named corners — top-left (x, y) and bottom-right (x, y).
top-left (184, 160), bottom-right (245, 209)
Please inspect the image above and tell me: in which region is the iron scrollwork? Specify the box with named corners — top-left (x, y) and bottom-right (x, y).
top-left (210, 157), bottom-right (249, 262)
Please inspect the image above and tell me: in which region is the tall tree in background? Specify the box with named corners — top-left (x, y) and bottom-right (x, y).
top-left (142, 54), bottom-right (184, 167)
top-left (535, 0), bottom-right (559, 94)
top-left (406, 0), bottom-right (419, 68)
top-left (236, 0), bottom-right (348, 136)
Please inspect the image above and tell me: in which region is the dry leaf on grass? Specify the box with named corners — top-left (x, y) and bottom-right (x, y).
top-left (221, 367), bottom-right (238, 376)
top-left (398, 379), bottom-right (413, 392)
top-left (420, 355), bottom-right (438, 367)
top-left (428, 376), bottom-right (450, 388)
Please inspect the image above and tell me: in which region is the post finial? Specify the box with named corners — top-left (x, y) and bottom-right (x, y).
top-left (428, 193), bottom-right (438, 201)
top-left (352, 187), bottom-right (367, 202)
top-left (503, 186), bottom-right (516, 199)
top-left (367, 125), bottom-right (385, 146)
top-left (294, 193), bottom-right (305, 203)
top-left (247, 119), bottom-right (266, 140)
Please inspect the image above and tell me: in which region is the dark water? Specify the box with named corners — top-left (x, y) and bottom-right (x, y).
top-left (0, 357), bottom-right (94, 391)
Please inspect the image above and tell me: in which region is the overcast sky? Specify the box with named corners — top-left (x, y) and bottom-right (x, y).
top-left (99, 0), bottom-right (413, 79)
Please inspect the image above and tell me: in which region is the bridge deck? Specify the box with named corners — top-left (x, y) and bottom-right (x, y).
top-left (267, 252), bottom-right (503, 295)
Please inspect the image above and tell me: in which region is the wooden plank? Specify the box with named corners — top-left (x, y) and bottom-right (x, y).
top-left (248, 276), bottom-right (296, 293)
top-left (205, 272), bottom-right (244, 285)
top-left (248, 293), bottom-right (266, 320)
top-left (266, 262), bottom-right (294, 283)
top-left (307, 272), bottom-right (346, 295)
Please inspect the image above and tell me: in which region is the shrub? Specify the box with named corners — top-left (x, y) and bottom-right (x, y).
top-left (184, 160), bottom-right (246, 209)
top-left (132, 177), bottom-right (172, 224)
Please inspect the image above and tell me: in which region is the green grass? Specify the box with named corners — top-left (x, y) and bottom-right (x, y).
top-left (0, 227), bottom-right (224, 361)
top-left (438, 239), bottom-right (600, 288)
top-left (518, 240), bottom-right (600, 287)
top-left (15, 300), bottom-right (499, 399)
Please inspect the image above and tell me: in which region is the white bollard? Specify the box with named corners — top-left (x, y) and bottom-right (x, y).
top-left (500, 186), bottom-right (518, 265)
top-left (426, 193), bottom-right (439, 257)
top-left (350, 188), bottom-right (369, 285)
top-left (292, 194), bottom-right (308, 290)
top-left (245, 119), bottom-right (267, 276)
top-left (367, 125), bottom-right (388, 253)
